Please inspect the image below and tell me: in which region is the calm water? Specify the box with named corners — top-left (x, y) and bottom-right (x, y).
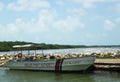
top-left (0, 67), bottom-right (120, 82)
top-left (1, 47), bottom-right (120, 55)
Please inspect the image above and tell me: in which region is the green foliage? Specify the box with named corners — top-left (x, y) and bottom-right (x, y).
top-left (0, 41), bottom-right (33, 51)
top-left (0, 41), bottom-right (120, 51)
top-left (0, 41), bottom-right (86, 51)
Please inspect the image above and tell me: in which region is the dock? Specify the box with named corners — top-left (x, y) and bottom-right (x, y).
top-left (94, 59), bottom-right (120, 72)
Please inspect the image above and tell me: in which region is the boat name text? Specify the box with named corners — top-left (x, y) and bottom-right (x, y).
top-left (24, 62), bottom-right (55, 67)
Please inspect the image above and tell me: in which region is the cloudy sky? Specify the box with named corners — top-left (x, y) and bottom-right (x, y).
top-left (0, 0), bottom-right (120, 45)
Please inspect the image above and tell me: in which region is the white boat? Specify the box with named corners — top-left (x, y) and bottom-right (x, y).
top-left (5, 44), bottom-right (96, 72)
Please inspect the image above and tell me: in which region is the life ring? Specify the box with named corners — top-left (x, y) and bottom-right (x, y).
top-left (18, 53), bottom-right (22, 58)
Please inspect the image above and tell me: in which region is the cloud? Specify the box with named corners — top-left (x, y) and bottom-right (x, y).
top-left (53, 16), bottom-right (85, 32)
top-left (70, 0), bottom-right (120, 10)
top-left (37, 9), bottom-right (85, 32)
top-left (0, 15), bottom-right (51, 41)
top-left (114, 3), bottom-right (120, 13)
top-left (115, 17), bottom-right (120, 23)
top-left (108, 3), bottom-right (120, 13)
top-left (0, 18), bottom-right (24, 36)
top-left (0, 8), bottom-right (85, 40)
top-left (56, 0), bottom-right (64, 7)
top-left (67, 8), bottom-right (87, 16)
top-left (0, 23), bottom-right (20, 41)
top-left (71, 0), bottom-right (120, 3)
top-left (0, 2), bottom-right (4, 10)
top-left (7, 0), bottom-right (51, 11)
top-left (83, 3), bottom-right (95, 9)
top-left (104, 20), bottom-right (116, 30)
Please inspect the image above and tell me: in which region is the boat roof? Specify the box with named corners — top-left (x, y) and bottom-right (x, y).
top-left (13, 44), bottom-right (34, 48)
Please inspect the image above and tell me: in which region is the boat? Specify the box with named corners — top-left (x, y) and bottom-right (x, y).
top-left (5, 44), bottom-right (96, 72)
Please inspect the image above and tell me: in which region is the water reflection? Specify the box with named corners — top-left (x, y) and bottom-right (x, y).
top-left (92, 71), bottom-right (120, 82)
top-left (3, 70), bottom-right (95, 82)
top-left (1, 68), bottom-right (120, 82)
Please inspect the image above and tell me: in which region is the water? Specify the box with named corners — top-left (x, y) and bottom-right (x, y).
top-left (1, 47), bottom-right (120, 55)
top-left (0, 68), bottom-right (120, 82)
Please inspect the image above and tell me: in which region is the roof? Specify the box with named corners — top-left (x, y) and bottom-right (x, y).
top-left (13, 44), bottom-right (34, 48)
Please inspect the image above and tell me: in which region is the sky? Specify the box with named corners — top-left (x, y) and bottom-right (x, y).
top-left (0, 0), bottom-right (120, 45)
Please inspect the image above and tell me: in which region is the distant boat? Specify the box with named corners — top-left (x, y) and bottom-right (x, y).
top-left (5, 44), bottom-right (96, 72)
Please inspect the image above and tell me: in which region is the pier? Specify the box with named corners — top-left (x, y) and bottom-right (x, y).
top-left (93, 59), bottom-right (120, 72)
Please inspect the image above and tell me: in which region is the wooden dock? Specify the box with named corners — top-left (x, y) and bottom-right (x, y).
top-left (94, 59), bottom-right (120, 72)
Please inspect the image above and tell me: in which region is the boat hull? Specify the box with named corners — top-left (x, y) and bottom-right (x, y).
top-left (5, 56), bottom-right (95, 72)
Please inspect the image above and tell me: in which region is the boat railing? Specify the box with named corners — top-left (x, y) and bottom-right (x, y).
top-left (7, 52), bottom-right (95, 62)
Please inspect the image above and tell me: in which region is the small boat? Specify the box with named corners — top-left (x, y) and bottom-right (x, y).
top-left (5, 44), bottom-right (96, 72)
